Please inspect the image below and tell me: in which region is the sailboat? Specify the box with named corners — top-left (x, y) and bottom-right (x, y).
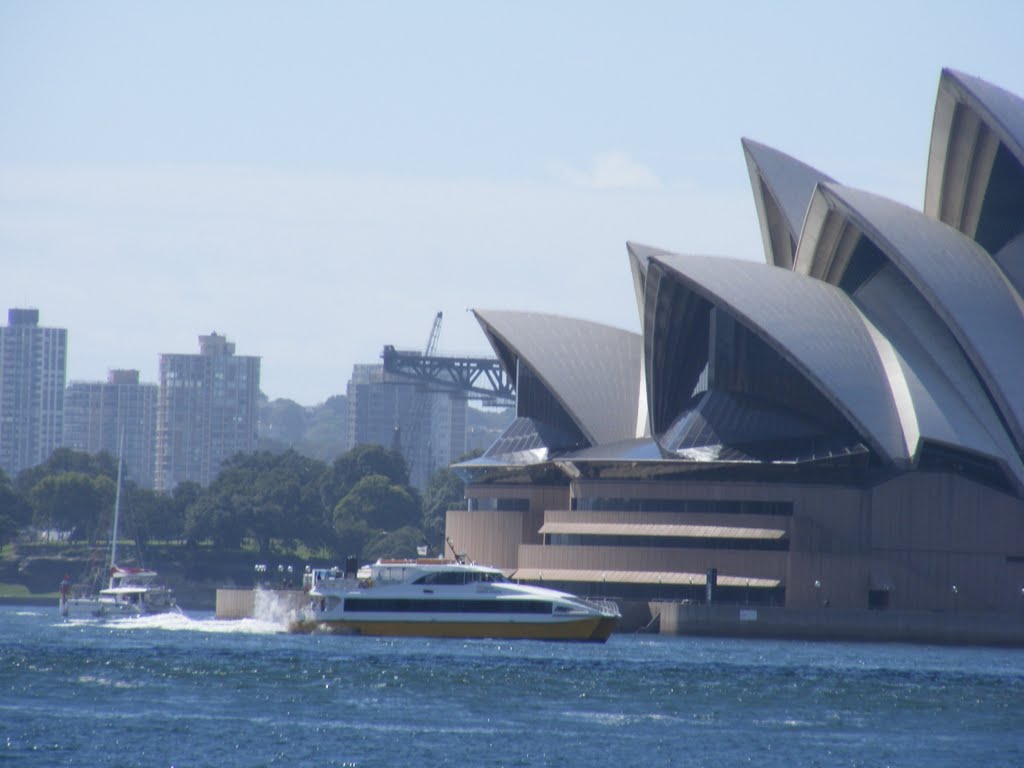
top-left (59, 431), bottom-right (178, 619)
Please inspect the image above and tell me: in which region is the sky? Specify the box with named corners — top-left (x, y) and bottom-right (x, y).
top-left (2, 1), bottom-right (1022, 406)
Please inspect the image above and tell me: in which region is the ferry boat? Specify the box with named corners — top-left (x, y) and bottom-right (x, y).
top-left (289, 558), bottom-right (620, 642)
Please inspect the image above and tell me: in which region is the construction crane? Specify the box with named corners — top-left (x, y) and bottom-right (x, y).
top-left (402, 312), bottom-right (443, 484)
top-left (423, 311), bottom-right (443, 358)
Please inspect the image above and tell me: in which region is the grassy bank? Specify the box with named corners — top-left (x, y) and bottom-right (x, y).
top-left (0, 583), bottom-right (58, 607)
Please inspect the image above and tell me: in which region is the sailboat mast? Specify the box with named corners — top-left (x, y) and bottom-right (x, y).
top-left (109, 427), bottom-right (125, 569)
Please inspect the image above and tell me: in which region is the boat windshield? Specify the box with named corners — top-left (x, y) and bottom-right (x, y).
top-left (412, 570), bottom-right (508, 585)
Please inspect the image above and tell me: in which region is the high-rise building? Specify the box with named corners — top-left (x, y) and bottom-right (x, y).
top-left (421, 390), bottom-right (467, 486)
top-left (0, 308), bottom-right (67, 478)
top-left (63, 370), bottom-right (158, 488)
top-left (345, 363), bottom-right (413, 453)
top-left (345, 363), bottom-right (467, 488)
top-left (155, 333), bottom-right (260, 491)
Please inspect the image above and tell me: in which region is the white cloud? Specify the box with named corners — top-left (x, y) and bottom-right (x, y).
top-left (551, 151), bottom-right (661, 190)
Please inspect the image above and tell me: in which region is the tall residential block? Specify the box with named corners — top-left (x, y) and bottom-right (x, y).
top-left (155, 333), bottom-right (260, 491)
top-left (0, 308), bottom-right (67, 477)
top-left (345, 363), bottom-right (467, 488)
top-left (63, 370), bottom-right (158, 488)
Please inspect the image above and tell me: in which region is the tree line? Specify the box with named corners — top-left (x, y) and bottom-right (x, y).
top-left (0, 444), bottom-right (472, 562)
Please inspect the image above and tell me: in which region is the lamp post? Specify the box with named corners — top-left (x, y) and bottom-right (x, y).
top-left (814, 579), bottom-right (828, 608)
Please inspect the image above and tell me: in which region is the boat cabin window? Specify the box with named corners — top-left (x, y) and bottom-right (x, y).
top-left (412, 570), bottom-right (508, 585)
top-left (374, 567), bottom-right (409, 584)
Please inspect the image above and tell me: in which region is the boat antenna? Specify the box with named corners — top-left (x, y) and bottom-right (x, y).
top-left (445, 535), bottom-right (467, 565)
top-left (109, 426), bottom-right (125, 570)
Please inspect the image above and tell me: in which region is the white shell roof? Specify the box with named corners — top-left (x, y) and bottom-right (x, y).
top-left (995, 234), bottom-right (1024, 296)
top-left (627, 242), bottom-right (676, 323)
top-left (925, 68), bottom-right (1024, 232)
top-left (646, 252), bottom-right (909, 464)
top-left (853, 266), bottom-right (1024, 488)
top-left (798, 182), bottom-right (1024, 455)
top-left (742, 139), bottom-right (835, 269)
top-left (472, 309), bottom-right (642, 446)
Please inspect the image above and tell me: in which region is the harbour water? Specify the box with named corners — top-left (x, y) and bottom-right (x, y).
top-left (2, 604), bottom-right (1023, 767)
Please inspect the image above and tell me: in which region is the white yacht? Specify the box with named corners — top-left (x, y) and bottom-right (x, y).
top-left (290, 558), bottom-right (620, 642)
top-left (58, 432), bottom-right (178, 620)
top-left (60, 566), bottom-right (178, 619)
top-left (97, 566), bottom-right (177, 616)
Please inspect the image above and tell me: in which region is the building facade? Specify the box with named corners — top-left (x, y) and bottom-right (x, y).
top-left (63, 369), bottom-right (158, 488)
top-left (155, 333), bottom-right (260, 491)
top-left (449, 69), bottom-right (1024, 632)
top-left (0, 308), bottom-right (67, 478)
top-left (346, 363), bottom-right (467, 488)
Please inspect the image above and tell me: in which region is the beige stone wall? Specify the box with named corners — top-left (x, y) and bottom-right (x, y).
top-left (445, 509), bottom-right (523, 570)
top-left (458, 470), bottom-right (1024, 615)
top-left (517, 543), bottom-right (788, 582)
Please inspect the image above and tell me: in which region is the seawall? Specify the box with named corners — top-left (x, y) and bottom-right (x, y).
top-left (215, 588), bottom-right (306, 619)
top-left (650, 601), bottom-right (1024, 646)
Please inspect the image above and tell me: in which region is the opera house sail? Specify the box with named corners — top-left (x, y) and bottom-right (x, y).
top-left (449, 69), bottom-right (1024, 643)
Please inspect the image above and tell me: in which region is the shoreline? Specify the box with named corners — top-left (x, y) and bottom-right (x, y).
top-left (651, 601), bottom-right (1024, 648)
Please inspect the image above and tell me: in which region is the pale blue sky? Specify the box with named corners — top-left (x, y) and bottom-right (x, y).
top-left (2, 1), bottom-right (1022, 404)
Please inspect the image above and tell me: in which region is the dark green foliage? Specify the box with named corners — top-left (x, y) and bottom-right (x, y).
top-left (0, 468), bottom-right (30, 524)
top-left (122, 485), bottom-right (177, 555)
top-left (184, 450), bottom-right (329, 553)
top-left (2, 435), bottom-right (467, 565)
top-left (257, 395), bottom-right (348, 463)
top-left (184, 486), bottom-right (245, 550)
top-left (15, 448), bottom-right (117, 495)
top-left (330, 470), bottom-right (425, 563)
top-left (0, 468), bottom-right (30, 548)
top-left (300, 395), bottom-right (348, 462)
top-left (260, 398), bottom-right (308, 445)
top-left (421, 466), bottom-right (468, 547)
top-left (363, 526), bottom-right (425, 561)
top-left (332, 519), bottom-right (374, 563)
top-left (28, 472), bottom-right (115, 541)
top-left (319, 444), bottom-right (411, 511)
top-left (334, 474), bottom-right (420, 532)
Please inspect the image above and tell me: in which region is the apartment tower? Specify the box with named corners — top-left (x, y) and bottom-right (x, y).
top-left (63, 369), bottom-right (158, 488)
top-left (155, 333), bottom-right (260, 491)
top-left (0, 308), bottom-right (67, 477)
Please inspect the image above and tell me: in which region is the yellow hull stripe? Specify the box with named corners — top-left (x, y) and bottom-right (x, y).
top-left (291, 616), bottom-right (617, 642)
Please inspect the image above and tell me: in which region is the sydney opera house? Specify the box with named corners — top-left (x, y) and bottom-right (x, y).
top-left (447, 69), bottom-right (1024, 638)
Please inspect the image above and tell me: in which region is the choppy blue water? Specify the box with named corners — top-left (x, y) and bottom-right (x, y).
top-left (2, 606), bottom-right (1023, 767)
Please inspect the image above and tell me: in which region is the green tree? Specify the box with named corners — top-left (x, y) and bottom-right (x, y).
top-left (299, 395), bottom-right (348, 462)
top-left (0, 468), bottom-right (30, 547)
top-left (319, 444), bottom-right (410, 511)
top-left (333, 519), bottom-right (374, 563)
top-left (122, 485), bottom-right (178, 555)
top-left (363, 526), bottom-right (425, 562)
top-left (184, 451), bottom-right (327, 553)
top-left (15, 448), bottom-right (116, 496)
top-left (184, 484), bottom-right (245, 549)
top-left (421, 460), bottom-right (474, 547)
top-left (171, 481), bottom-right (202, 542)
top-left (257, 397), bottom-right (308, 454)
top-left (29, 472), bottom-right (115, 541)
top-left (335, 474), bottom-right (420, 532)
